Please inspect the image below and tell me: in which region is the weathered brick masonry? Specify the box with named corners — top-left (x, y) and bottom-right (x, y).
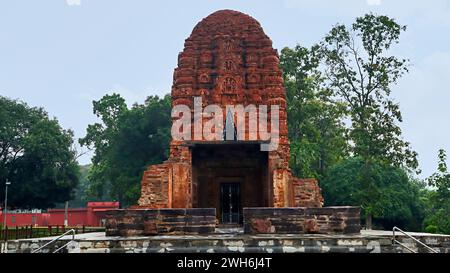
top-left (243, 207), bottom-right (361, 234)
top-left (291, 178), bottom-right (324, 207)
top-left (105, 208), bottom-right (216, 236)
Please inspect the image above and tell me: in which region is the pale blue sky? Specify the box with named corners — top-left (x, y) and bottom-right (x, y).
top-left (0, 0), bottom-right (449, 179)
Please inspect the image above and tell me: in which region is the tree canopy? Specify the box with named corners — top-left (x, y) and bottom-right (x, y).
top-left (316, 13), bottom-right (419, 228)
top-left (0, 96), bottom-right (79, 208)
top-left (321, 157), bottom-right (426, 230)
top-left (318, 14), bottom-right (418, 171)
top-left (423, 149), bottom-right (450, 234)
top-left (79, 94), bottom-right (171, 206)
top-left (280, 45), bottom-right (348, 180)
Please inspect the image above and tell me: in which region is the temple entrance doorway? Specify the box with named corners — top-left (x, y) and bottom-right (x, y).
top-left (220, 183), bottom-right (241, 224)
top-left (190, 142), bottom-right (270, 224)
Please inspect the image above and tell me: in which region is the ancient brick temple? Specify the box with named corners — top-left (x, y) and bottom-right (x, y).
top-left (136, 10), bottom-right (323, 224)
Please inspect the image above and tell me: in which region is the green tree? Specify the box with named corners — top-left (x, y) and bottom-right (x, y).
top-left (319, 14), bottom-right (419, 228)
top-left (423, 149), bottom-right (450, 234)
top-left (280, 45), bottom-right (348, 179)
top-left (321, 157), bottom-right (426, 231)
top-left (0, 96), bottom-right (79, 208)
top-left (80, 94), bottom-right (171, 206)
top-left (67, 164), bottom-right (110, 208)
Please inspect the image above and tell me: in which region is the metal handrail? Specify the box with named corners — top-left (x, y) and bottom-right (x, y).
top-left (392, 226), bottom-right (438, 253)
top-left (32, 229), bottom-right (76, 253)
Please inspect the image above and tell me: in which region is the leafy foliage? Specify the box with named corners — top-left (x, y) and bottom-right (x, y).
top-left (318, 14), bottom-right (419, 227)
top-left (318, 14), bottom-right (418, 171)
top-left (79, 94), bottom-right (171, 206)
top-left (321, 157), bottom-right (426, 230)
top-left (67, 164), bottom-right (109, 208)
top-left (0, 96), bottom-right (79, 208)
top-left (280, 45), bottom-right (348, 179)
top-left (423, 149), bottom-right (450, 234)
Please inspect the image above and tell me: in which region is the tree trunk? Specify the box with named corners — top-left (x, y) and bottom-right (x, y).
top-left (366, 212), bottom-right (373, 230)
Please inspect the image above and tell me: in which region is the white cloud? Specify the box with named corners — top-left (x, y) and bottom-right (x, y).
top-left (66, 0), bottom-right (81, 6)
top-left (367, 0), bottom-right (382, 6)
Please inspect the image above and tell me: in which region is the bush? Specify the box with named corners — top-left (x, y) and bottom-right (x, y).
top-left (321, 157), bottom-right (426, 231)
top-left (425, 225), bottom-right (438, 234)
top-left (423, 208), bottom-right (450, 235)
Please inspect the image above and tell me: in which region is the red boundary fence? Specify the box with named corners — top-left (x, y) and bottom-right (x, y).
top-left (0, 202), bottom-right (119, 228)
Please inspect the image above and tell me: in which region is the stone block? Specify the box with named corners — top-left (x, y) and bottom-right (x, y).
top-left (243, 207), bottom-right (361, 235)
top-left (106, 208), bottom-right (217, 236)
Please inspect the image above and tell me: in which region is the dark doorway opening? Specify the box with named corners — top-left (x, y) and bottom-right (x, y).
top-left (220, 183), bottom-right (241, 224)
top-left (190, 142), bottom-right (270, 224)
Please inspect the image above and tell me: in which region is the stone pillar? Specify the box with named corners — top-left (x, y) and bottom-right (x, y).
top-left (170, 163), bottom-right (192, 208)
top-left (272, 169), bottom-right (290, 207)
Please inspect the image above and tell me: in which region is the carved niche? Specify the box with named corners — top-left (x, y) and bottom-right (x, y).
top-left (223, 39), bottom-right (234, 52)
top-left (200, 52), bottom-right (213, 65)
top-left (247, 73), bottom-right (260, 84)
top-left (223, 60), bottom-right (236, 71)
top-left (245, 53), bottom-right (258, 67)
top-left (221, 77), bottom-right (239, 94)
top-left (198, 73), bottom-right (211, 84)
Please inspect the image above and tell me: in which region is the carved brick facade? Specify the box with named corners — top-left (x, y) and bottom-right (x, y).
top-left (137, 10), bottom-right (323, 214)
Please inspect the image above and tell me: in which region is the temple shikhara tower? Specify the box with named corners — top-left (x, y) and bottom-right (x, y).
top-left (106, 10), bottom-right (359, 237)
top-left (137, 10), bottom-right (323, 223)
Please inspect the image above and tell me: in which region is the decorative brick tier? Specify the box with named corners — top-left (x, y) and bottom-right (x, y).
top-left (243, 207), bottom-right (361, 234)
top-left (105, 208), bottom-right (216, 236)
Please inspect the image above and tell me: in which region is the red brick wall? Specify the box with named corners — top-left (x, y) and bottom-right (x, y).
top-left (291, 178), bottom-right (324, 208)
top-left (138, 164), bottom-right (170, 208)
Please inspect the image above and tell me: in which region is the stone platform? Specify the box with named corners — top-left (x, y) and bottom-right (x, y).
top-left (3, 230), bottom-right (450, 253)
top-left (105, 208), bottom-right (216, 236)
top-left (105, 207), bottom-right (361, 237)
top-left (244, 207), bottom-right (360, 234)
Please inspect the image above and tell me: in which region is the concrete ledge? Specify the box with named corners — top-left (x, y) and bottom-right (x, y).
top-left (105, 208), bottom-right (216, 236)
top-left (243, 207), bottom-right (361, 234)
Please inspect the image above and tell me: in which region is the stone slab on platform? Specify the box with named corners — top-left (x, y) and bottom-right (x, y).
top-left (105, 208), bottom-right (216, 236)
top-left (4, 230), bottom-right (450, 253)
top-left (243, 206), bottom-right (361, 234)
